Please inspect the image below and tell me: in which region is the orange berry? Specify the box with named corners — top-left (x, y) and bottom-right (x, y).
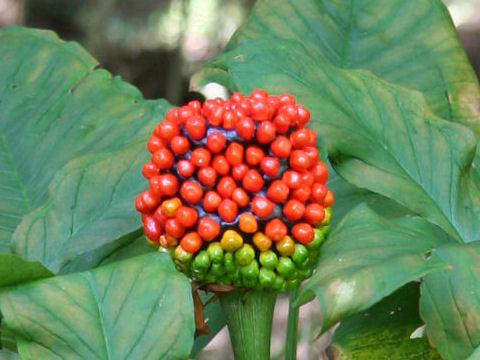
top-left (180, 232), bottom-right (203, 253)
top-left (161, 197), bottom-right (182, 217)
top-left (239, 212), bottom-right (258, 233)
top-left (324, 190), bottom-right (334, 207)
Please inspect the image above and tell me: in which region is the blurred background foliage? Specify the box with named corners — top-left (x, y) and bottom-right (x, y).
top-left (0, 1), bottom-right (479, 359)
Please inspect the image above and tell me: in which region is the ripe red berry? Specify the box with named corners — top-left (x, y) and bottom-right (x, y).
top-left (231, 163), bottom-right (249, 181)
top-left (236, 117), bottom-right (255, 140)
top-left (188, 99), bottom-right (202, 112)
top-left (231, 187), bottom-right (249, 207)
top-left (311, 183), bottom-right (328, 203)
top-left (283, 199), bottom-right (305, 221)
top-left (212, 154), bottom-right (231, 175)
top-left (296, 104), bottom-right (310, 127)
top-left (289, 150), bottom-right (311, 171)
top-left (290, 128), bottom-right (316, 148)
top-left (250, 99), bottom-right (270, 121)
top-left (218, 199), bottom-right (238, 222)
top-left (310, 161), bottom-right (328, 183)
top-left (265, 218), bottom-right (287, 242)
top-left (176, 205), bottom-right (198, 228)
top-left (142, 161), bottom-right (159, 179)
top-left (136, 189), bottom-right (160, 212)
top-left (270, 136), bottom-right (292, 158)
top-left (250, 88), bottom-right (269, 99)
top-left (251, 195), bottom-right (274, 218)
top-left (152, 148), bottom-right (174, 169)
top-left (197, 217), bottom-right (220, 241)
top-left (256, 121), bottom-right (276, 144)
top-left (245, 145), bottom-right (265, 166)
top-left (185, 114), bottom-right (206, 140)
top-left (266, 180), bottom-right (289, 202)
top-left (273, 112), bottom-right (291, 133)
top-left (147, 136), bottom-right (165, 153)
top-left (143, 215), bottom-right (161, 240)
top-left (223, 110), bottom-right (238, 128)
top-left (150, 174), bottom-right (179, 196)
top-left (197, 166), bottom-right (217, 186)
top-left (176, 159), bottom-right (195, 178)
top-left (260, 156), bottom-right (280, 177)
top-left (304, 203), bottom-right (325, 225)
top-left (303, 147), bottom-right (319, 164)
top-left (179, 106), bottom-right (196, 124)
top-left (291, 185), bottom-right (311, 202)
top-left (301, 172), bottom-right (314, 186)
top-left (190, 148), bottom-right (211, 167)
top-left (165, 107), bottom-right (180, 123)
top-left (278, 104), bottom-right (297, 122)
top-left (180, 232), bottom-right (203, 252)
top-left (225, 142), bottom-right (244, 165)
top-left (170, 136), bottom-right (190, 155)
top-left (292, 222), bottom-right (314, 243)
top-left (180, 180), bottom-right (203, 203)
top-left (206, 131), bottom-right (227, 153)
top-left (279, 93), bottom-right (296, 105)
top-left (203, 190), bottom-right (222, 212)
top-left (154, 120), bottom-right (180, 141)
top-left (165, 218), bottom-right (185, 238)
top-left (282, 170), bottom-right (302, 189)
top-left (217, 176), bottom-right (237, 198)
top-left (242, 169), bottom-right (264, 192)
top-left (324, 190), bottom-right (334, 207)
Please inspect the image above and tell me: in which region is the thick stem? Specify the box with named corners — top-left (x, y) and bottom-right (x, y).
top-left (219, 289), bottom-right (277, 360)
top-left (285, 286), bottom-right (299, 360)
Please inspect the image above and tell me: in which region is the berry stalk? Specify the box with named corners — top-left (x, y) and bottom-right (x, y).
top-left (219, 289), bottom-right (277, 360)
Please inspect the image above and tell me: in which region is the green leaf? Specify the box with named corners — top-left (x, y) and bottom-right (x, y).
top-left (420, 242), bottom-right (480, 360)
top-left (214, 0), bottom-right (480, 135)
top-left (0, 254), bottom-right (52, 288)
top-left (0, 26), bottom-right (168, 252)
top-left (331, 283), bottom-right (441, 359)
top-left (12, 144), bottom-right (154, 274)
top-left (0, 252), bottom-right (194, 360)
top-left (0, 349), bottom-right (18, 360)
top-left (195, 37), bottom-right (480, 244)
top-left (297, 204), bottom-right (450, 332)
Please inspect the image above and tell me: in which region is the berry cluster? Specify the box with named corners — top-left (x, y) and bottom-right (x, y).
top-left (135, 89), bottom-right (333, 290)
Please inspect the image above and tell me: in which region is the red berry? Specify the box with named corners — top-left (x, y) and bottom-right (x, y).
top-left (260, 156), bottom-right (280, 177)
top-left (303, 147), bottom-right (319, 164)
top-left (179, 106), bottom-right (196, 124)
top-left (218, 199), bottom-right (238, 222)
top-left (217, 176), bottom-right (237, 198)
top-left (188, 99), bottom-right (202, 112)
top-left (185, 114), bottom-right (206, 140)
top-left (251, 195), bottom-right (274, 218)
top-left (197, 217), bottom-right (220, 241)
top-left (177, 159), bottom-right (195, 178)
top-left (250, 99), bottom-right (270, 121)
top-left (136, 189), bottom-right (160, 212)
top-left (279, 93), bottom-right (296, 105)
top-left (242, 169), bottom-right (264, 192)
top-left (289, 150), bottom-right (311, 171)
top-left (223, 110), bottom-right (238, 129)
top-left (304, 203), bottom-right (325, 225)
top-left (236, 117), bottom-right (255, 140)
top-left (212, 154), bottom-right (231, 175)
top-left (290, 128), bottom-right (316, 148)
top-left (165, 107), bottom-right (180, 123)
top-left (197, 166), bottom-right (217, 186)
top-left (150, 174), bottom-right (179, 196)
top-left (143, 215), bottom-right (161, 240)
top-left (231, 91), bottom-right (244, 103)
top-left (282, 199), bottom-right (305, 221)
top-left (153, 207), bottom-right (167, 228)
top-left (176, 206), bottom-right (198, 228)
top-left (152, 148), bottom-right (174, 170)
top-left (165, 218), bottom-right (185, 238)
top-left (292, 223), bottom-right (314, 243)
top-left (270, 136), bottom-right (292, 158)
top-left (301, 172), bottom-right (314, 186)
top-left (154, 120), bottom-right (180, 141)
top-left (311, 183), bottom-right (328, 203)
top-left (142, 161), bottom-right (159, 178)
top-left (291, 185), bottom-right (311, 202)
top-left (225, 142), bottom-right (244, 165)
top-left (147, 136), bottom-right (165, 153)
top-left (310, 161), bottom-right (328, 183)
top-left (250, 88), bottom-right (269, 99)
top-left (180, 232), bottom-right (203, 252)
top-left (282, 170), bottom-right (302, 189)
top-left (245, 145), bottom-right (265, 166)
top-left (266, 180), bottom-right (289, 202)
top-left (180, 180), bottom-right (203, 203)
top-left (203, 190), bottom-right (222, 212)
top-left (231, 163), bottom-right (248, 181)
top-left (232, 187), bottom-right (249, 207)
top-left (190, 148), bottom-right (211, 167)
top-left (278, 104), bottom-right (297, 122)
top-left (273, 113), bottom-right (291, 133)
top-left (256, 121), bottom-right (276, 144)
top-left (170, 136), bottom-right (190, 155)
top-left (324, 190), bottom-right (334, 207)
top-left (265, 218), bottom-right (287, 242)
top-left (296, 104), bottom-right (310, 127)
top-left (206, 131), bottom-right (227, 153)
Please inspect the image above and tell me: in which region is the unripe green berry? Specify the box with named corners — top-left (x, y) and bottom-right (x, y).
top-left (207, 242), bottom-right (224, 263)
top-left (292, 243), bottom-right (309, 264)
top-left (276, 256), bottom-right (295, 278)
top-left (235, 244), bottom-right (255, 266)
top-left (259, 267), bottom-right (276, 287)
top-left (259, 250), bottom-right (278, 270)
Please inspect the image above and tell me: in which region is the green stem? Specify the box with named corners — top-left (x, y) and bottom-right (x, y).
top-left (285, 286), bottom-right (299, 360)
top-left (219, 289), bottom-right (277, 360)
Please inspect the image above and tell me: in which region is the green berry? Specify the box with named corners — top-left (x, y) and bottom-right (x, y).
top-left (277, 256), bottom-right (296, 278)
top-left (224, 252), bottom-right (236, 273)
top-left (235, 244), bottom-right (255, 266)
top-left (240, 259), bottom-right (259, 281)
top-left (192, 250), bottom-right (211, 270)
top-left (292, 243), bottom-right (309, 264)
top-left (259, 250), bottom-right (278, 270)
top-left (207, 242), bottom-right (224, 263)
top-left (259, 267), bottom-right (276, 287)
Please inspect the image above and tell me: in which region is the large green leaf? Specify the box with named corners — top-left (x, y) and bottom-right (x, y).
top-left (220, 0), bottom-right (480, 135)
top-left (420, 242), bottom-right (480, 360)
top-left (0, 252), bottom-right (194, 360)
top-left (297, 204), bottom-right (450, 332)
top-left (195, 37), bottom-right (480, 243)
top-left (0, 26), bottom-right (168, 253)
top-left (331, 283), bottom-right (441, 360)
top-left (0, 254), bottom-right (52, 288)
